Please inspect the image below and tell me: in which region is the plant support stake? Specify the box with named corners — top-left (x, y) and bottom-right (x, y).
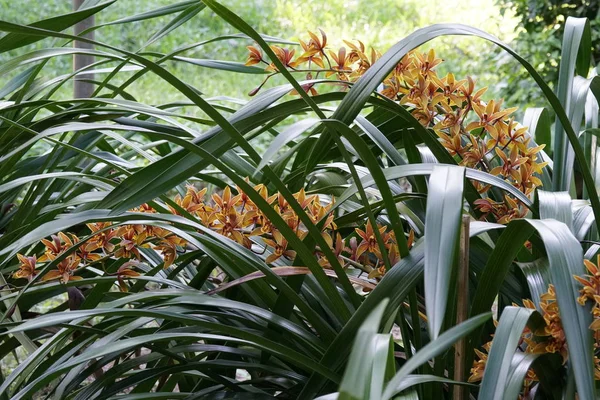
top-left (454, 214), bottom-right (470, 400)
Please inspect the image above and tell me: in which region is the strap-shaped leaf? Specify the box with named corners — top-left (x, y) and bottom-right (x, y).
top-left (537, 190), bottom-right (573, 232)
top-left (424, 165), bottom-right (465, 339)
top-left (382, 313), bottom-right (491, 400)
top-left (384, 375), bottom-right (473, 397)
top-left (256, 118), bottom-right (320, 172)
top-left (354, 115), bottom-right (406, 166)
top-left (0, 1), bottom-right (115, 53)
top-left (562, 76), bottom-right (598, 191)
top-left (338, 299), bottom-right (389, 400)
top-left (517, 257), bottom-right (551, 310)
top-left (573, 201), bottom-right (595, 240)
top-left (298, 242), bottom-right (425, 399)
top-left (526, 220), bottom-right (594, 399)
top-left (552, 17), bottom-right (591, 191)
top-left (523, 107), bottom-right (552, 153)
top-left (479, 306), bottom-right (543, 400)
top-left (335, 163), bottom-right (531, 210)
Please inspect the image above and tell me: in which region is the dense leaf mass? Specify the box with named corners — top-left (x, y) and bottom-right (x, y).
top-left (1, 2), bottom-right (600, 399)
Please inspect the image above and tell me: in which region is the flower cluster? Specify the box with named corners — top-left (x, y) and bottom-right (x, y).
top-left (13, 183), bottom-right (414, 290)
top-left (469, 256), bottom-right (600, 395)
top-left (378, 49), bottom-right (547, 223)
top-left (245, 31), bottom-right (549, 224)
top-left (575, 256), bottom-right (600, 330)
top-left (245, 29), bottom-right (379, 96)
top-left (12, 213), bottom-right (184, 286)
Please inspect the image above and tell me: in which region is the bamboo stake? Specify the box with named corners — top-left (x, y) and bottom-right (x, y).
top-left (454, 214), bottom-right (470, 400)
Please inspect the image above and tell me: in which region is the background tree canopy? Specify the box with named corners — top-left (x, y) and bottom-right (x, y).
top-left (494, 0), bottom-right (600, 108)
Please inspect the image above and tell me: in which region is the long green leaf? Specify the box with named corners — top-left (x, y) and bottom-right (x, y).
top-left (335, 163), bottom-right (531, 209)
top-left (537, 190), bottom-right (573, 232)
top-left (478, 306), bottom-right (542, 400)
top-left (552, 17), bottom-right (591, 191)
top-left (338, 299), bottom-right (389, 400)
top-left (0, 1), bottom-right (115, 53)
top-left (256, 118), bottom-right (320, 172)
top-left (298, 241), bottom-right (425, 399)
top-left (526, 220), bottom-right (594, 398)
top-left (424, 165), bottom-right (465, 339)
top-left (382, 313), bottom-right (491, 400)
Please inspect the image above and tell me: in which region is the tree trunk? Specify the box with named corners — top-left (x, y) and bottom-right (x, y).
top-left (73, 0), bottom-right (95, 98)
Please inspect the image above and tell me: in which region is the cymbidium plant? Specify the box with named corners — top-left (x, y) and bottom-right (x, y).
top-left (1, 1), bottom-right (600, 399)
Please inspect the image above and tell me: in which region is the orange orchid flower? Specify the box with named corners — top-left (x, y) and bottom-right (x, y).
top-left (114, 227), bottom-right (149, 259)
top-left (42, 254), bottom-right (82, 284)
top-left (297, 40), bottom-right (325, 69)
top-left (212, 186), bottom-right (241, 213)
top-left (38, 232), bottom-right (71, 262)
top-left (326, 47), bottom-right (351, 81)
top-left (213, 208), bottom-right (254, 248)
top-left (155, 240), bottom-right (178, 269)
top-left (263, 230), bottom-right (297, 264)
top-left (65, 234), bottom-right (102, 263)
top-left (465, 100), bottom-right (517, 138)
top-left (87, 222), bottom-right (117, 253)
top-left (413, 49), bottom-right (443, 77)
top-left (115, 261), bottom-right (141, 292)
top-left (490, 145), bottom-right (529, 182)
top-left (355, 221), bottom-right (388, 260)
top-left (13, 254), bottom-right (38, 281)
top-left (265, 46), bottom-right (298, 72)
top-left (307, 29), bottom-right (327, 53)
top-left (430, 73), bottom-right (466, 107)
top-left (245, 45), bottom-right (263, 66)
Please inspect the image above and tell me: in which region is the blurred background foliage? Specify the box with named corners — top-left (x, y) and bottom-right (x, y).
top-left (494, 0), bottom-right (600, 109)
top-left (0, 0), bottom-right (597, 119)
top-left (0, 0), bottom-right (517, 110)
